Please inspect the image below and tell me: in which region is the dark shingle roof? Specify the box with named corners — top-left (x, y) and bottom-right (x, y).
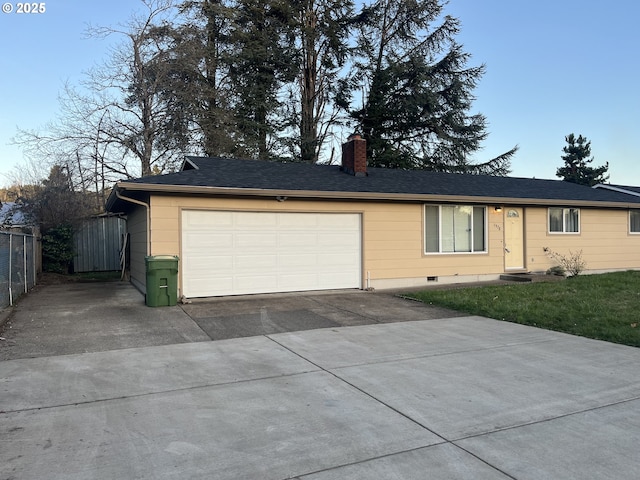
top-left (111, 156), bottom-right (640, 207)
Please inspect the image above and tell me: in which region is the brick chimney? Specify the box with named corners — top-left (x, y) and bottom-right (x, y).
top-left (341, 134), bottom-right (367, 176)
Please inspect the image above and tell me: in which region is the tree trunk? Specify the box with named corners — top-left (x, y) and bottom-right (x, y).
top-left (300, 4), bottom-right (319, 163)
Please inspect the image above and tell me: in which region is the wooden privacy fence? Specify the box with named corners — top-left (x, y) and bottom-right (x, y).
top-left (0, 231), bottom-right (38, 308)
top-left (73, 215), bottom-right (126, 273)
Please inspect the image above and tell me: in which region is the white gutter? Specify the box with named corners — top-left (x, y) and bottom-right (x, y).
top-left (115, 190), bottom-right (151, 256)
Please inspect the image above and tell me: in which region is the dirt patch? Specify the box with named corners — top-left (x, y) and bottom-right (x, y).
top-left (38, 272), bottom-right (81, 285)
top-left (38, 272), bottom-right (122, 285)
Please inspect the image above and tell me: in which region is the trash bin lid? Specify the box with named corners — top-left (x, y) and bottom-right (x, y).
top-left (146, 255), bottom-right (179, 260)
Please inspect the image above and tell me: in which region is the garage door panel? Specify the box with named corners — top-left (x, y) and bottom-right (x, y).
top-left (236, 212), bottom-right (278, 227)
top-left (318, 252), bottom-right (359, 265)
top-left (318, 214), bottom-right (359, 227)
top-left (184, 257), bottom-right (234, 273)
top-left (235, 274), bottom-right (279, 291)
top-left (318, 272), bottom-right (359, 287)
top-left (185, 210), bottom-right (233, 228)
top-left (185, 277), bottom-right (234, 297)
top-left (318, 233), bottom-right (358, 247)
top-left (279, 233), bottom-right (319, 248)
top-left (235, 254), bottom-right (278, 269)
top-left (278, 213), bottom-right (318, 227)
top-left (182, 211), bottom-right (361, 297)
top-left (196, 233), bottom-right (234, 250)
top-left (278, 274), bottom-right (318, 289)
top-left (236, 232), bottom-right (277, 248)
top-left (182, 233), bottom-right (206, 249)
top-left (279, 254), bottom-right (317, 267)
top-left (184, 231), bottom-right (234, 249)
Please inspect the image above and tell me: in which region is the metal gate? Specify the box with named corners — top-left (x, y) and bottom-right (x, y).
top-left (0, 231), bottom-right (38, 308)
top-left (73, 215), bottom-right (126, 273)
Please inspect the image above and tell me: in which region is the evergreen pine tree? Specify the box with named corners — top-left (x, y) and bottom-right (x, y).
top-left (175, 0), bottom-right (238, 157)
top-left (227, 0), bottom-right (299, 160)
top-left (351, 0), bottom-right (516, 174)
top-left (556, 133), bottom-right (609, 186)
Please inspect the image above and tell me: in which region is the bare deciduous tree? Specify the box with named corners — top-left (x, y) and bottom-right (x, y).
top-left (13, 0), bottom-right (189, 211)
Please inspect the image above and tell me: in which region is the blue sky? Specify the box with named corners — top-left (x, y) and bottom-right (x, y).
top-left (1, 0), bottom-right (639, 187)
top-left (447, 0), bottom-right (640, 184)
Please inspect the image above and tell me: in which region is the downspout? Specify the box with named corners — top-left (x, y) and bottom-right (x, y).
top-left (115, 190), bottom-right (151, 256)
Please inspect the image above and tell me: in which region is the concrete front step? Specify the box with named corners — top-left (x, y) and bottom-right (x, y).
top-left (499, 273), bottom-right (566, 283)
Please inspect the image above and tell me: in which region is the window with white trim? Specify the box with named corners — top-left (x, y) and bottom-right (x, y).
top-left (548, 207), bottom-right (580, 233)
top-left (630, 210), bottom-right (640, 233)
top-left (425, 205), bottom-right (486, 253)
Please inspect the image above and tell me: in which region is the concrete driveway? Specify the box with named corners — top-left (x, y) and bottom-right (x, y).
top-left (1, 282), bottom-right (640, 479)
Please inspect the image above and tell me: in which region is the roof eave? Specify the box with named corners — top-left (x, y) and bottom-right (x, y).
top-left (110, 182), bottom-right (640, 209)
top-left (105, 188), bottom-right (119, 212)
top-left (594, 183), bottom-right (640, 198)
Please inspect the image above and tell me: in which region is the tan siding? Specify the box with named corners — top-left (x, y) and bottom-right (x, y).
top-left (149, 197), bottom-right (180, 256)
top-left (368, 243), bottom-right (422, 256)
top-left (525, 207), bottom-right (640, 272)
top-left (149, 196), bottom-right (509, 292)
top-left (144, 194), bottom-right (640, 294)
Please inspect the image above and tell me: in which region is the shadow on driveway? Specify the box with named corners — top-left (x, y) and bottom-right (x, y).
top-left (0, 281), bottom-right (463, 360)
top-left (182, 290), bottom-right (464, 340)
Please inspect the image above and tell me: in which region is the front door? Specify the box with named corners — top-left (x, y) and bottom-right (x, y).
top-left (504, 207), bottom-right (525, 270)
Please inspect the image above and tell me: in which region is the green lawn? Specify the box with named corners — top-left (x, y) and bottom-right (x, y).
top-left (405, 270), bottom-right (640, 347)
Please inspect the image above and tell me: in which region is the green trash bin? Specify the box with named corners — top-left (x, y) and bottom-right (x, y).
top-left (145, 255), bottom-right (179, 307)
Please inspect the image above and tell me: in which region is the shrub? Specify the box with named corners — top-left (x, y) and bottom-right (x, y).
top-left (42, 225), bottom-right (74, 274)
top-left (544, 247), bottom-right (586, 277)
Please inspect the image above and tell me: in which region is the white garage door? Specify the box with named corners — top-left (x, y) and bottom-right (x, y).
top-left (182, 211), bottom-right (362, 297)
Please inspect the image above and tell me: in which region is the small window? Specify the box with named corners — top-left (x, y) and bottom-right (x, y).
top-left (425, 205), bottom-right (486, 253)
top-left (549, 207), bottom-right (580, 233)
top-left (631, 210), bottom-right (640, 233)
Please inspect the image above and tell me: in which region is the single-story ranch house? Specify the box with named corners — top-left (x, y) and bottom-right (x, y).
top-left (106, 136), bottom-right (640, 298)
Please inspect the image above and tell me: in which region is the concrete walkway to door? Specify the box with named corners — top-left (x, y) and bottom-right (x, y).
top-left (1, 281), bottom-right (640, 479)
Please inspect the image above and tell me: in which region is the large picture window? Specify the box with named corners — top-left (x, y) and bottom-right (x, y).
top-left (425, 205), bottom-right (486, 253)
top-left (631, 210), bottom-right (640, 233)
top-left (549, 207), bottom-right (580, 233)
